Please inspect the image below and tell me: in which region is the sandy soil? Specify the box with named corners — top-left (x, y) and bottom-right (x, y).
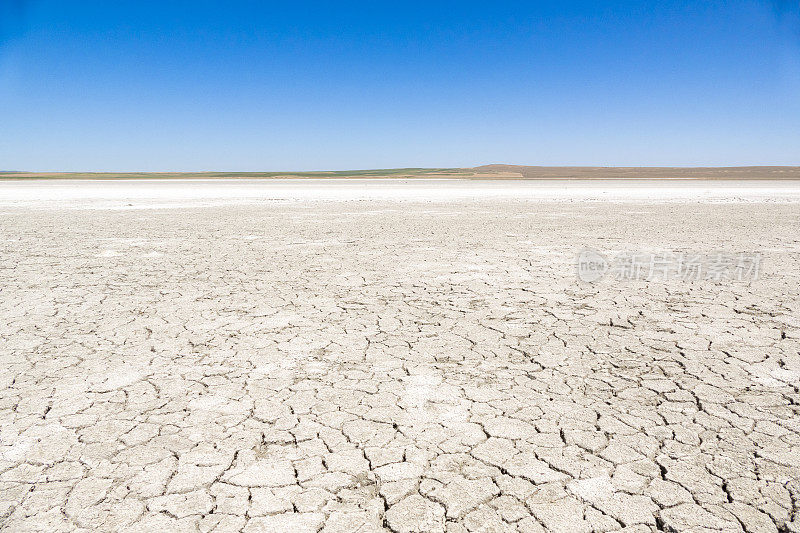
top-left (1, 181), bottom-right (799, 532)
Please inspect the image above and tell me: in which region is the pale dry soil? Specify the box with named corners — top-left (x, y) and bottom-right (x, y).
top-left (1, 201), bottom-right (799, 533)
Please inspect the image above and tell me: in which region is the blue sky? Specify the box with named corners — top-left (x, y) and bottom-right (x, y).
top-left (1, 1), bottom-right (799, 171)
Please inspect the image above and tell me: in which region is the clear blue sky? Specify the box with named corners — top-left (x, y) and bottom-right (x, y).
top-left (1, 1), bottom-right (799, 171)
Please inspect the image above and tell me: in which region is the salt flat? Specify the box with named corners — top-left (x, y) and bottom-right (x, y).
top-left (1, 180), bottom-right (799, 532)
top-left (2, 178), bottom-right (800, 209)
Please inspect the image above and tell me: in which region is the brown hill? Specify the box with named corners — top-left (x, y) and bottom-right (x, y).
top-left (472, 165), bottom-right (800, 179)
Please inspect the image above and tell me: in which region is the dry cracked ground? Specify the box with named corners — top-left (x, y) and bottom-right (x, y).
top-left (1, 200), bottom-right (799, 532)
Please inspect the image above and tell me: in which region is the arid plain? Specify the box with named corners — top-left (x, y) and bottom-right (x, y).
top-left (1, 177), bottom-right (799, 532)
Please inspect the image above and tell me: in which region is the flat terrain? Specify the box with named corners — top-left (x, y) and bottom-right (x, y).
top-left (3, 165), bottom-right (800, 180)
top-left (1, 181), bottom-right (799, 532)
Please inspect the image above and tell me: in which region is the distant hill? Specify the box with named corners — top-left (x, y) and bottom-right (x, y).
top-left (2, 166), bottom-right (799, 180)
top-left (473, 165), bottom-right (800, 180)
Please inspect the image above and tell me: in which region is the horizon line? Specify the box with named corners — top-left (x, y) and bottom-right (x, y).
top-left (4, 164), bottom-right (800, 174)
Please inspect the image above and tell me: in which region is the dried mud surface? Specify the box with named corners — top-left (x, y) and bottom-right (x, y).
top-left (1, 200), bottom-right (799, 532)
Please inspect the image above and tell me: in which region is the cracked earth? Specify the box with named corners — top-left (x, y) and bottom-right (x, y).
top-left (1, 198), bottom-right (799, 532)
